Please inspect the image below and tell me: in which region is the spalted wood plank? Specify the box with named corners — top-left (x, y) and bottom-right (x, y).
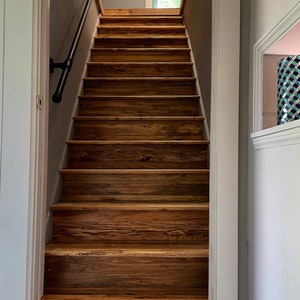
top-left (51, 203), bottom-right (209, 243)
top-left (67, 140), bottom-right (208, 169)
top-left (97, 25), bottom-right (186, 36)
top-left (78, 96), bottom-right (200, 116)
top-left (72, 116), bottom-right (203, 140)
top-left (94, 36), bottom-right (188, 48)
top-left (90, 48), bottom-right (191, 62)
top-left (99, 16), bottom-right (184, 26)
top-left (87, 62), bottom-right (193, 77)
top-left (103, 9), bottom-right (181, 16)
top-left (44, 244), bottom-right (208, 294)
top-left (42, 294), bottom-right (208, 300)
top-left (83, 77), bottom-right (196, 96)
top-left (60, 169), bottom-right (209, 202)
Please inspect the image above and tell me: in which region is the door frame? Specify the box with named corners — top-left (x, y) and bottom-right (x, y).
top-left (25, 0), bottom-right (49, 299)
top-left (210, 0), bottom-right (240, 299)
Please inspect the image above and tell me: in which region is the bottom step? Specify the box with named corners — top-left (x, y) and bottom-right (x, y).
top-left (42, 294), bottom-right (208, 300)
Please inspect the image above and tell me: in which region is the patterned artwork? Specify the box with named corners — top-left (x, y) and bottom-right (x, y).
top-left (277, 55), bottom-right (300, 124)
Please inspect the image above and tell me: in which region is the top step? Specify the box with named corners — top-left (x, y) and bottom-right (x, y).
top-left (103, 8), bottom-right (181, 16)
top-left (100, 16), bottom-right (184, 26)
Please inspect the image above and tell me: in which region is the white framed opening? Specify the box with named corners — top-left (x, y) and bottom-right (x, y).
top-left (253, 2), bottom-right (300, 132)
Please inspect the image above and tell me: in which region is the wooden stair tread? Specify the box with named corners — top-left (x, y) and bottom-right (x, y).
top-left (83, 77), bottom-right (196, 81)
top-left (100, 16), bottom-right (183, 20)
top-left (78, 95), bottom-right (199, 100)
top-left (103, 9), bottom-right (181, 16)
top-left (73, 116), bottom-right (203, 121)
top-left (50, 202), bottom-right (209, 211)
top-left (45, 243), bottom-right (209, 258)
top-left (60, 169), bottom-right (209, 174)
top-left (42, 294), bottom-right (207, 300)
top-left (66, 140), bottom-right (209, 145)
top-left (87, 62), bottom-right (193, 66)
top-left (98, 25), bottom-right (186, 30)
top-left (95, 35), bottom-right (187, 39)
top-left (91, 47), bottom-right (191, 51)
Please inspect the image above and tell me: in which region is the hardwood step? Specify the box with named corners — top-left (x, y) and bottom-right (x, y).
top-left (44, 243), bottom-right (208, 295)
top-left (90, 48), bottom-right (191, 62)
top-left (103, 8), bottom-right (181, 16)
top-left (78, 96), bottom-right (200, 117)
top-left (42, 294), bottom-right (208, 300)
top-left (83, 77), bottom-right (196, 96)
top-left (97, 25), bottom-right (186, 36)
top-left (94, 36), bottom-right (188, 48)
top-left (87, 62), bottom-right (193, 77)
top-left (67, 140), bottom-right (208, 169)
top-left (72, 116), bottom-right (204, 141)
top-left (60, 169), bottom-right (209, 202)
top-left (51, 202), bottom-right (209, 243)
top-left (100, 16), bottom-right (184, 26)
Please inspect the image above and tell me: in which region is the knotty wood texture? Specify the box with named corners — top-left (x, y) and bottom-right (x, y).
top-left (43, 11), bottom-right (209, 299)
top-left (90, 48), bottom-right (191, 62)
top-left (94, 36), bottom-right (188, 48)
top-left (67, 140), bottom-right (208, 169)
top-left (78, 96), bottom-right (200, 116)
top-left (87, 62), bottom-right (193, 77)
top-left (100, 16), bottom-right (184, 26)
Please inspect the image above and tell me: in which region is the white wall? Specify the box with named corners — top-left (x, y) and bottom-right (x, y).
top-left (247, 1), bottom-right (300, 299)
top-left (47, 0), bottom-right (99, 239)
top-left (0, 0), bottom-right (34, 298)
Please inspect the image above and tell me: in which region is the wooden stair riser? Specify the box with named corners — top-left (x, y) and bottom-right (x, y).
top-left (42, 294), bottom-right (209, 300)
top-left (72, 118), bottom-right (203, 140)
top-left (44, 255), bottom-right (208, 294)
top-left (67, 142), bottom-right (208, 169)
top-left (83, 78), bottom-right (196, 96)
top-left (87, 63), bottom-right (193, 77)
top-left (51, 207), bottom-right (209, 243)
top-left (97, 26), bottom-right (186, 36)
top-left (61, 171), bottom-right (209, 202)
top-left (94, 37), bottom-right (188, 48)
top-left (90, 49), bottom-right (191, 62)
top-left (99, 16), bottom-right (184, 26)
top-left (78, 97), bottom-right (200, 117)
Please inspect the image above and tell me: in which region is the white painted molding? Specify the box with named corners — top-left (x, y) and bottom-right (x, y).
top-left (26, 0), bottom-right (49, 299)
top-left (251, 120), bottom-right (300, 150)
top-left (253, 2), bottom-right (300, 132)
top-left (210, 0), bottom-right (240, 299)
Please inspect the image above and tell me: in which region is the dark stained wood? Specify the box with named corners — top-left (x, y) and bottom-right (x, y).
top-left (90, 48), bottom-right (191, 62)
top-left (87, 62), bottom-right (193, 77)
top-left (60, 169), bottom-right (209, 202)
top-left (42, 294), bottom-right (208, 300)
top-left (97, 25), bottom-right (186, 36)
top-left (83, 77), bottom-right (196, 95)
top-left (43, 10), bottom-right (209, 299)
top-left (44, 243), bottom-right (208, 294)
top-left (72, 116), bottom-right (204, 140)
top-left (103, 9), bottom-right (181, 16)
top-left (51, 202), bottom-right (209, 243)
top-left (94, 36), bottom-right (188, 48)
top-left (78, 96), bottom-right (200, 116)
top-left (67, 140), bottom-right (208, 169)
top-left (100, 16), bottom-right (184, 26)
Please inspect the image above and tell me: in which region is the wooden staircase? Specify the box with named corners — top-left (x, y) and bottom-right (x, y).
top-left (43, 10), bottom-right (209, 300)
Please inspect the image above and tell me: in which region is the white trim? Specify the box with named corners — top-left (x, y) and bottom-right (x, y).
top-left (252, 2), bottom-right (300, 132)
top-left (251, 119), bottom-right (300, 150)
top-left (25, 0), bottom-right (49, 299)
top-left (210, 0), bottom-right (240, 299)
top-left (185, 29), bottom-right (210, 140)
top-left (0, 0), bottom-right (4, 183)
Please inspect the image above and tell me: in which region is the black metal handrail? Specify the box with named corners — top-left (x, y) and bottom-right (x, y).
top-left (50, 0), bottom-right (94, 103)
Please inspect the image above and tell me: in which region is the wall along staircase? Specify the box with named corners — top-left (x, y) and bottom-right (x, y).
top-left (43, 8), bottom-right (209, 300)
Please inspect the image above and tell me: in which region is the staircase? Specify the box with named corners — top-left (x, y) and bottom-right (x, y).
top-left (43, 10), bottom-right (209, 300)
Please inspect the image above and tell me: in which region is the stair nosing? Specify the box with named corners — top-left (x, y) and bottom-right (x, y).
top-left (87, 62), bottom-right (193, 65)
top-left (66, 140), bottom-right (209, 145)
top-left (94, 35), bottom-right (188, 39)
top-left (91, 47), bottom-right (191, 51)
top-left (83, 76), bottom-right (196, 80)
top-left (60, 169), bottom-right (210, 174)
top-left (78, 95), bottom-right (200, 100)
top-left (97, 25), bottom-right (186, 29)
top-left (73, 116), bottom-right (204, 120)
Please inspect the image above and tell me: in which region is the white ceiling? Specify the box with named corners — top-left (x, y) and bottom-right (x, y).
top-left (266, 21), bottom-right (300, 55)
